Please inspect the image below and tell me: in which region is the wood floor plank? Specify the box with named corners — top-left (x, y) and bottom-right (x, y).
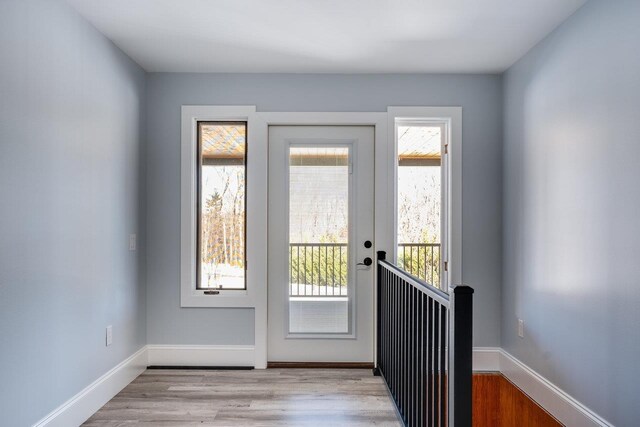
top-left (212, 409), bottom-right (402, 426)
top-left (83, 369), bottom-right (401, 426)
top-left (472, 373), bottom-right (562, 427)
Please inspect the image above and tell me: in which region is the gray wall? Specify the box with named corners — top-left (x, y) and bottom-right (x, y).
top-left (0, 1), bottom-right (147, 425)
top-left (502, 0), bottom-right (640, 425)
top-left (145, 73), bottom-right (503, 348)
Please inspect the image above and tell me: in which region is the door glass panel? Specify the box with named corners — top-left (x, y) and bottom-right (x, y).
top-left (397, 125), bottom-right (443, 289)
top-left (288, 146), bottom-right (350, 334)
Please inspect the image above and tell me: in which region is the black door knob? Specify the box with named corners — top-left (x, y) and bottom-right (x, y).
top-left (364, 240), bottom-right (372, 248)
top-left (357, 257), bottom-right (373, 266)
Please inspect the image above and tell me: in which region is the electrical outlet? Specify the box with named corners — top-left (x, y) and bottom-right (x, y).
top-left (129, 234), bottom-right (137, 251)
top-left (518, 318), bottom-right (524, 338)
top-left (106, 325), bottom-right (113, 346)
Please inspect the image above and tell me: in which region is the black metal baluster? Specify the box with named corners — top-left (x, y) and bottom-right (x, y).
top-left (427, 296), bottom-right (433, 427)
top-left (413, 290), bottom-right (422, 426)
top-left (386, 269), bottom-right (390, 377)
top-left (408, 282), bottom-right (412, 422)
top-left (440, 305), bottom-right (447, 427)
top-left (385, 270), bottom-right (390, 377)
top-left (404, 282), bottom-right (413, 423)
top-left (390, 272), bottom-right (395, 398)
top-left (414, 286), bottom-right (420, 427)
top-left (399, 278), bottom-right (403, 419)
top-left (408, 284), bottom-right (413, 426)
top-left (414, 285), bottom-right (420, 427)
top-left (382, 268), bottom-right (387, 375)
top-left (411, 285), bottom-right (417, 427)
top-left (434, 302), bottom-right (441, 427)
top-left (395, 273), bottom-right (400, 401)
top-left (418, 293), bottom-right (427, 427)
top-left (379, 265), bottom-right (383, 375)
top-left (379, 268), bottom-right (384, 374)
top-left (384, 269), bottom-right (388, 376)
top-left (391, 268), bottom-right (395, 394)
top-left (392, 271), bottom-right (396, 399)
top-left (435, 300), bottom-right (442, 427)
top-left (402, 280), bottom-right (409, 422)
top-left (397, 275), bottom-right (401, 413)
top-left (396, 271), bottom-right (400, 400)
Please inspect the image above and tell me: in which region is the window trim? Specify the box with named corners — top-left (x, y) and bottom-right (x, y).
top-left (181, 106), bottom-right (257, 307)
top-left (387, 107), bottom-right (462, 290)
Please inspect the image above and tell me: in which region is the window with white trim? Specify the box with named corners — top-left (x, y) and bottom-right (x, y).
top-left (197, 121), bottom-right (247, 290)
top-left (181, 106), bottom-right (257, 308)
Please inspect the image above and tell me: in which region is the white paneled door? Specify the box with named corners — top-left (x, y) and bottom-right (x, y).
top-left (268, 126), bottom-right (375, 363)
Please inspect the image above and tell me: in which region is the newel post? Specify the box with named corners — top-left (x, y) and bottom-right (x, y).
top-left (449, 285), bottom-right (474, 427)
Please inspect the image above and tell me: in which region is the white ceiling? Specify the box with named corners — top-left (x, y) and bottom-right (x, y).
top-left (66, 0), bottom-right (586, 73)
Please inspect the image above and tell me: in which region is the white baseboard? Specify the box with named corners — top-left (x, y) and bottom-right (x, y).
top-left (498, 350), bottom-right (612, 427)
top-left (472, 348), bottom-right (611, 426)
top-left (472, 347), bottom-right (501, 372)
top-left (146, 344), bottom-right (255, 367)
top-left (33, 346), bottom-right (147, 427)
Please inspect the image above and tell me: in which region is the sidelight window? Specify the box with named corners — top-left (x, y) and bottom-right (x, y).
top-left (396, 122), bottom-right (445, 289)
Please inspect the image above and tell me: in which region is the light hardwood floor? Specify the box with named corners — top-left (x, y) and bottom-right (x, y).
top-left (83, 368), bottom-right (402, 426)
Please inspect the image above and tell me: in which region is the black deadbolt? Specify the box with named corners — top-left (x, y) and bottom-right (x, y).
top-left (364, 240), bottom-right (372, 248)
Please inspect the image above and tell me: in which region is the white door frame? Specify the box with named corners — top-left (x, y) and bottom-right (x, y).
top-left (254, 112), bottom-right (388, 368)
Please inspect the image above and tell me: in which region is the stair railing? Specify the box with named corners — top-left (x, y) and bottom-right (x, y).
top-left (374, 251), bottom-right (473, 427)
